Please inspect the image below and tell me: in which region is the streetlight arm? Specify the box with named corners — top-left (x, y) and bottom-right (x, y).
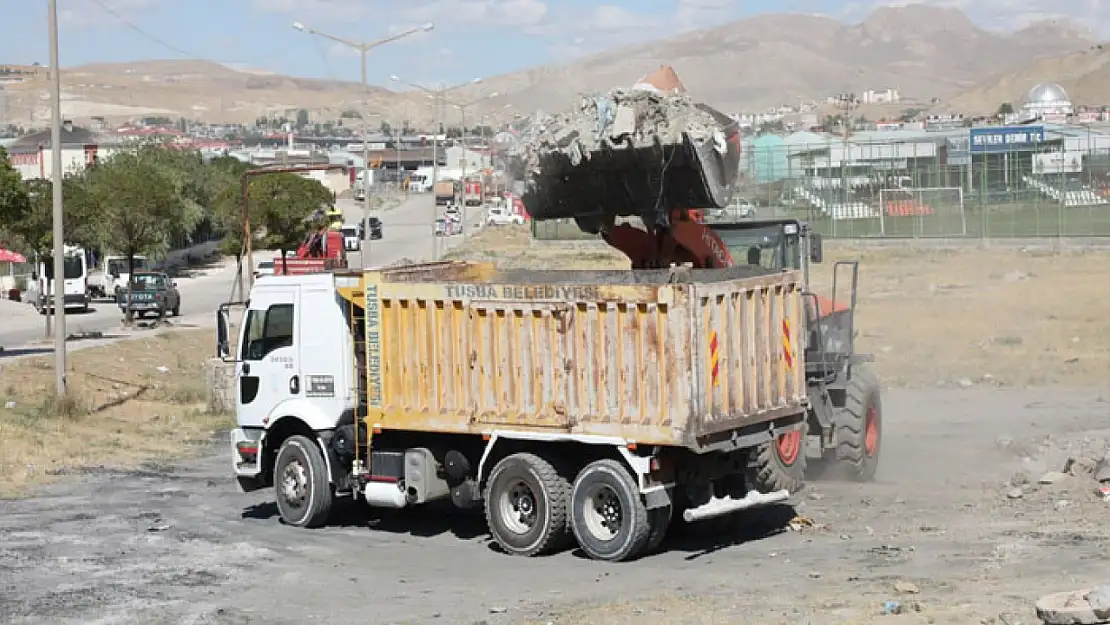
top-left (365, 25), bottom-right (430, 51)
top-left (298, 24), bottom-right (365, 50)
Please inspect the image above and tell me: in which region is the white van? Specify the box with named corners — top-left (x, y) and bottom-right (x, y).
top-left (32, 245), bottom-right (90, 313)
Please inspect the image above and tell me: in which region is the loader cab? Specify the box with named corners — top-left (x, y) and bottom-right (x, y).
top-left (708, 218), bottom-right (822, 279)
top-left (708, 218), bottom-right (857, 380)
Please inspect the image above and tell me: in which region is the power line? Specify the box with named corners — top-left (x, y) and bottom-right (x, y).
top-left (87, 0), bottom-right (282, 66)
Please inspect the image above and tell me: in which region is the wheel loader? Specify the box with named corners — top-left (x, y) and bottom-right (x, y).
top-left (519, 66), bottom-right (883, 494)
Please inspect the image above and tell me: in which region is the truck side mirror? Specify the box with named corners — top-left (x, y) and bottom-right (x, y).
top-left (810, 233), bottom-right (823, 264)
top-left (216, 306), bottom-right (232, 360)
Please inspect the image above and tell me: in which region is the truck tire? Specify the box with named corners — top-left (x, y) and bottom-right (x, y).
top-left (569, 459), bottom-right (651, 562)
top-left (749, 421), bottom-right (808, 494)
top-left (835, 365), bottom-right (882, 481)
top-left (484, 452), bottom-right (571, 557)
top-left (273, 435), bottom-right (334, 529)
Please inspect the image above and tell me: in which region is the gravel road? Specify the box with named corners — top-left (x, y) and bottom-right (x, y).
top-left (3, 387), bottom-right (1109, 625)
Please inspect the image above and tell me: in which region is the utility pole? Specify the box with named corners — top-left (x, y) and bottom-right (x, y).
top-left (292, 20), bottom-right (433, 268)
top-left (48, 0), bottom-right (66, 397)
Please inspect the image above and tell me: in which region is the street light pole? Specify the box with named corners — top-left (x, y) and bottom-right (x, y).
top-left (293, 20), bottom-right (434, 268)
top-left (391, 76), bottom-right (483, 254)
top-left (48, 0), bottom-right (66, 397)
top-left (448, 93), bottom-right (497, 233)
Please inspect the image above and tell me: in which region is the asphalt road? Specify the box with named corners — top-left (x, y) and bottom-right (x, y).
top-left (0, 193), bottom-right (479, 351)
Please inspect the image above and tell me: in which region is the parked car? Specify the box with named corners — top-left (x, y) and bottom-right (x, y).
top-left (434, 218), bottom-right (448, 237)
top-left (486, 205), bottom-right (525, 226)
top-left (116, 271), bottom-right (180, 318)
top-left (360, 216), bottom-right (383, 240)
top-left (254, 260), bottom-right (275, 280)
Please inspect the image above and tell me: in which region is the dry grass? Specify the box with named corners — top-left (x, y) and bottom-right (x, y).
top-left (0, 329), bottom-right (231, 498)
top-left (448, 226), bottom-right (1110, 389)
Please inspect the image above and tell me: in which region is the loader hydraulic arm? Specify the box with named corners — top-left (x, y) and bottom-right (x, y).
top-left (602, 209), bottom-right (736, 269)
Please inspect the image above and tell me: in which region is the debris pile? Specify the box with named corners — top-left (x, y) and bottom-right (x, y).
top-left (1004, 446), bottom-right (1110, 503)
top-left (512, 66), bottom-right (740, 232)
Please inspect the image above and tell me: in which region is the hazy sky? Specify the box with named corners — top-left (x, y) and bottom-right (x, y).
top-left (1, 0), bottom-right (1105, 89)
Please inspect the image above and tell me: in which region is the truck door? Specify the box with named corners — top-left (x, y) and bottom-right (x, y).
top-left (236, 287), bottom-right (302, 428)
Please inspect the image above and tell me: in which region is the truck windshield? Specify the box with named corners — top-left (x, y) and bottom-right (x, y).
top-left (712, 225), bottom-right (801, 271)
top-left (131, 274), bottom-right (166, 289)
top-left (107, 258), bottom-right (147, 275)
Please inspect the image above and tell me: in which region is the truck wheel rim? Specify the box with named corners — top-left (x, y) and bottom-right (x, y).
top-left (280, 460), bottom-right (308, 509)
top-left (864, 406), bottom-right (879, 456)
top-left (776, 431), bottom-right (802, 465)
top-left (498, 479), bottom-right (538, 534)
top-left (582, 484), bottom-right (623, 540)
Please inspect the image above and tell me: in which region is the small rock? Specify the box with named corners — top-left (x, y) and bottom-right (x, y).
top-left (807, 571), bottom-right (821, 579)
top-left (1054, 500), bottom-right (1070, 511)
top-left (1037, 588), bottom-right (1104, 625)
top-left (894, 581), bottom-right (920, 594)
top-left (156, 365), bottom-right (170, 373)
top-left (488, 607), bottom-right (507, 614)
top-left (3, 401), bottom-right (14, 409)
top-left (1003, 270), bottom-right (1031, 282)
top-left (1086, 586), bottom-right (1110, 618)
top-left (808, 492), bottom-right (824, 500)
top-left (1039, 471), bottom-right (1067, 485)
top-left (1005, 487), bottom-right (1024, 499)
top-left (956, 378), bottom-right (974, 389)
top-left (148, 522), bottom-right (172, 532)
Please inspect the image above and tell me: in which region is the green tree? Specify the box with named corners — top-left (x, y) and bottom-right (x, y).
top-left (0, 147), bottom-right (31, 250)
top-left (340, 109), bottom-right (361, 119)
top-left (997, 102), bottom-right (1014, 117)
top-left (212, 173), bottom-right (332, 273)
top-left (379, 120), bottom-right (392, 135)
top-left (15, 176), bottom-right (100, 335)
top-left (296, 109), bottom-right (310, 129)
top-left (83, 150), bottom-right (201, 324)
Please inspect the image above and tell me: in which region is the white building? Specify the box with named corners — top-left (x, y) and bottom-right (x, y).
top-left (6, 122), bottom-right (118, 180)
top-left (1022, 83), bottom-right (1073, 121)
top-left (861, 88), bottom-right (900, 104)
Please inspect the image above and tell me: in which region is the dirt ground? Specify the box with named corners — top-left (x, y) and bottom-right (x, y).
top-left (0, 329), bottom-right (230, 497)
top-left (2, 232), bottom-right (1109, 625)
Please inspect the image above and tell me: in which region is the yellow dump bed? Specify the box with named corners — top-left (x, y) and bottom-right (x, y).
top-left (346, 262), bottom-right (806, 450)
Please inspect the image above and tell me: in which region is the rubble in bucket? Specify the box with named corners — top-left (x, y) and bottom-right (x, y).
top-left (513, 65), bottom-right (741, 233)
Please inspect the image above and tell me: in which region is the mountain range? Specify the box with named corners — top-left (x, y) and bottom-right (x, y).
top-left (0, 4), bottom-right (1102, 127)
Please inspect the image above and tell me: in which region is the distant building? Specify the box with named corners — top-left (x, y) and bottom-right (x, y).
top-left (1022, 83), bottom-right (1073, 122)
top-left (861, 88), bottom-right (900, 104)
top-left (6, 121), bottom-right (118, 180)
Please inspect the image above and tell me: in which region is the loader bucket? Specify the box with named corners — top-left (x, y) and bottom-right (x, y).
top-left (518, 89), bottom-right (741, 234)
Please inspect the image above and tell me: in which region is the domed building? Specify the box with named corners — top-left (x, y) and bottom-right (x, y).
top-left (1022, 83), bottom-right (1073, 120)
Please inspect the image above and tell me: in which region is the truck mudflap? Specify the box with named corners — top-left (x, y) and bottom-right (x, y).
top-left (231, 428), bottom-right (265, 493)
top-left (682, 489), bottom-right (791, 523)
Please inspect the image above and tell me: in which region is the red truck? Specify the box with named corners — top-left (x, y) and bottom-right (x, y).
top-left (272, 227), bottom-right (349, 275)
top-left (463, 180), bottom-right (482, 206)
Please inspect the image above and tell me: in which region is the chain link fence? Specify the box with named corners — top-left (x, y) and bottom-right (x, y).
top-left (534, 137), bottom-right (1110, 240)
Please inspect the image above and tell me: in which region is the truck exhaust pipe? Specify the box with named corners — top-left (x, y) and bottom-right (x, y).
top-left (681, 488), bottom-right (790, 523)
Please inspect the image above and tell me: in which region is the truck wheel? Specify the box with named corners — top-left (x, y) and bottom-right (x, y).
top-left (484, 452), bottom-right (571, 557)
top-left (569, 459), bottom-right (651, 562)
top-left (749, 421), bottom-right (808, 494)
top-left (273, 435), bottom-right (334, 529)
top-left (836, 366), bottom-right (882, 481)
top-left (172, 302), bottom-right (180, 316)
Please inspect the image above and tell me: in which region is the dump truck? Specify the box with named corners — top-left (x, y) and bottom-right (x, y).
top-left (219, 262), bottom-right (809, 562)
top-left (434, 180), bottom-right (456, 206)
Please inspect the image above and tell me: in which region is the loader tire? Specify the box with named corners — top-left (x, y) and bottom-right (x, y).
top-left (485, 452), bottom-right (572, 557)
top-left (749, 420), bottom-right (808, 494)
top-left (835, 365), bottom-right (882, 481)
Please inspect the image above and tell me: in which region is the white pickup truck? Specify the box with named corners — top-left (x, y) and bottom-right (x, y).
top-left (87, 254), bottom-right (149, 300)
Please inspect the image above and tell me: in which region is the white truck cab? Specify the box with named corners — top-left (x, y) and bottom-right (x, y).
top-left (222, 273), bottom-right (356, 494)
